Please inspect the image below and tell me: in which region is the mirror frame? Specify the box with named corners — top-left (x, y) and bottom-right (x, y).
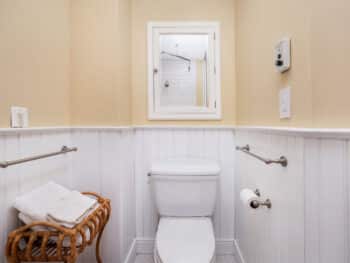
top-left (147, 21), bottom-right (221, 120)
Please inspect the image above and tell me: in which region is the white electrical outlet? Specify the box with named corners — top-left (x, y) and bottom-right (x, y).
top-left (11, 106), bottom-right (29, 128)
top-left (279, 87), bottom-right (291, 119)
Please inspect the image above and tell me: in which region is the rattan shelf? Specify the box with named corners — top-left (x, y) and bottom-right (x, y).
top-left (6, 192), bottom-right (111, 263)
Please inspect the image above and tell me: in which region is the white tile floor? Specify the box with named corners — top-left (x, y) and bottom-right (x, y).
top-left (135, 255), bottom-right (237, 263)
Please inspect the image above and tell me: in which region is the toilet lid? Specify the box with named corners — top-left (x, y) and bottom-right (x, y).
top-left (151, 159), bottom-right (220, 176)
top-left (156, 217), bottom-right (215, 263)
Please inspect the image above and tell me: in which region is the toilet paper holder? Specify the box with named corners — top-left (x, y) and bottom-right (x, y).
top-left (251, 189), bottom-right (272, 209)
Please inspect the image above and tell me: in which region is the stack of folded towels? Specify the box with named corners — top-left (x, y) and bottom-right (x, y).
top-left (14, 182), bottom-right (97, 229)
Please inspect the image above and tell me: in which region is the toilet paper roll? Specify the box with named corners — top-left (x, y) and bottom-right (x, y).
top-left (240, 188), bottom-right (259, 207)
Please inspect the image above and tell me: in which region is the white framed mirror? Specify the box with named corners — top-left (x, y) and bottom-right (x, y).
top-left (148, 22), bottom-right (221, 120)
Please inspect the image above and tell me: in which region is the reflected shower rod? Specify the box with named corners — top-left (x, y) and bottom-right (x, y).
top-left (161, 51), bottom-right (191, 62)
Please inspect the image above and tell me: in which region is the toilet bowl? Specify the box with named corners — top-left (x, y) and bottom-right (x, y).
top-left (154, 217), bottom-right (216, 263)
top-left (150, 159), bottom-right (220, 263)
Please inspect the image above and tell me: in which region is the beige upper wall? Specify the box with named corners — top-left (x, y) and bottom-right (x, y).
top-left (0, 0), bottom-right (71, 127)
top-left (70, 0), bottom-right (132, 126)
top-left (310, 0), bottom-right (350, 127)
top-left (3, 0), bottom-right (350, 128)
top-left (236, 0), bottom-right (350, 128)
top-left (0, 0), bottom-right (132, 128)
top-left (131, 0), bottom-right (236, 125)
top-left (236, 0), bottom-right (313, 127)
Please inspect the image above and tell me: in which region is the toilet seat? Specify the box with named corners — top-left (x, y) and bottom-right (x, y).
top-left (155, 217), bottom-right (215, 263)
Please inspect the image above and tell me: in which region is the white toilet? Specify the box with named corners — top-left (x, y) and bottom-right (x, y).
top-left (150, 159), bottom-right (220, 263)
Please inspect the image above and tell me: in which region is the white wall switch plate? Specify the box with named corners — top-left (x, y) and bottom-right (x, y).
top-left (11, 106), bottom-right (29, 128)
top-left (279, 87), bottom-right (291, 119)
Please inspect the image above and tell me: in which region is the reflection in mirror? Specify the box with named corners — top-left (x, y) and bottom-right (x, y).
top-left (148, 22), bottom-right (220, 120)
top-left (159, 34), bottom-right (209, 108)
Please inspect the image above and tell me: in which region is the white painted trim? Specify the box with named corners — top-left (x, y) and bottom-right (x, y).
top-left (233, 240), bottom-right (245, 263)
top-left (134, 238), bottom-right (235, 256)
top-left (123, 239), bottom-right (137, 263)
top-left (133, 125), bottom-right (235, 130)
top-left (236, 125), bottom-right (350, 138)
top-left (72, 126), bottom-right (133, 131)
top-left (147, 21), bottom-right (222, 28)
top-left (4, 125), bottom-right (350, 139)
top-left (148, 113), bottom-right (222, 120)
top-left (0, 126), bottom-right (71, 134)
top-left (135, 238), bottom-right (155, 255)
top-left (215, 239), bottom-right (236, 255)
top-left (147, 21), bottom-right (155, 122)
top-left (0, 126), bottom-right (133, 134)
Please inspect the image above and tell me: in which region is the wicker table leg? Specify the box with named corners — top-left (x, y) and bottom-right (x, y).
top-left (65, 258), bottom-right (77, 263)
top-left (95, 222), bottom-right (107, 263)
top-left (95, 200), bottom-right (111, 263)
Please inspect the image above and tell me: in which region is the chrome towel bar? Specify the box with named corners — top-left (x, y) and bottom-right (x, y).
top-left (0, 146), bottom-right (77, 168)
top-left (236, 144), bottom-right (288, 167)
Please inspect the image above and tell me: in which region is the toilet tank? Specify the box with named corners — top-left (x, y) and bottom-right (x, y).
top-left (150, 159), bottom-right (220, 217)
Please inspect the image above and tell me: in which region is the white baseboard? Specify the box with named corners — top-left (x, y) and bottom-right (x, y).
top-left (233, 239), bottom-right (245, 263)
top-left (135, 238), bottom-right (154, 255)
top-left (124, 238), bottom-right (246, 263)
top-left (123, 239), bottom-right (137, 263)
top-left (132, 238), bottom-right (236, 256)
top-left (215, 239), bottom-right (236, 255)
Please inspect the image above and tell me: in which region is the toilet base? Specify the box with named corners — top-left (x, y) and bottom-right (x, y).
top-left (154, 217), bottom-right (216, 263)
top-left (153, 246), bottom-right (216, 263)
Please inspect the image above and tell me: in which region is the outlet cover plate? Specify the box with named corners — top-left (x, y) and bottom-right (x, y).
top-left (279, 87), bottom-right (291, 119)
top-left (11, 106), bottom-right (29, 128)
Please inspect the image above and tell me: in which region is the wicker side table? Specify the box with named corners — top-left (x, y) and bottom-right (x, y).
top-left (5, 192), bottom-right (111, 263)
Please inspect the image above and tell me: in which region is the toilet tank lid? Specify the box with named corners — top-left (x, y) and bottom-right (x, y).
top-left (150, 159), bottom-right (221, 176)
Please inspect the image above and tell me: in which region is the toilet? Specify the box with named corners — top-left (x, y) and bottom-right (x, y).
top-left (150, 159), bottom-right (220, 263)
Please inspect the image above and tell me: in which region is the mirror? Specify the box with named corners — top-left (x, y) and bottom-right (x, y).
top-left (148, 22), bottom-right (221, 120)
top-left (159, 34), bottom-right (209, 108)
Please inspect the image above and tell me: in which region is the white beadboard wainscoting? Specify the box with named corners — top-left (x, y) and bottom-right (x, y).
top-left (135, 254), bottom-right (237, 263)
top-left (0, 128), bottom-right (136, 263)
top-left (235, 128), bottom-right (350, 263)
top-left (0, 129), bottom-right (73, 263)
top-left (134, 127), bottom-right (236, 243)
top-left (71, 128), bottom-right (136, 263)
top-left (0, 126), bottom-right (235, 263)
top-left (2, 125), bottom-right (350, 263)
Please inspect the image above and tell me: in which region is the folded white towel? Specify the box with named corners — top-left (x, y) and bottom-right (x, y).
top-left (18, 213), bottom-right (89, 247)
top-left (14, 182), bottom-right (71, 222)
top-left (18, 212), bottom-right (76, 229)
top-left (47, 191), bottom-right (97, 225)
top-left (18, 213), bottom-right (48, 231)
top-left (14, 182), bottom-right (97, 228)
